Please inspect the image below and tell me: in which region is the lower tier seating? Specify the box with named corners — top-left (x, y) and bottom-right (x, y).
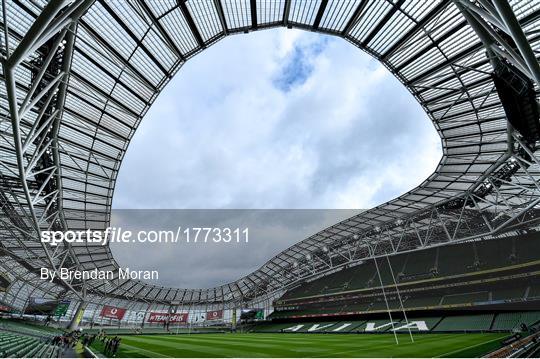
top-left (253, 311), bottom-right (540, 333)
top-left (491, 311), bottom-right (540, 331)
top-left (0, 331), bottom-right (60, 358)
top-left (432, 314), bottom-right (494, 331)
top-left (0, 319), bottom-right (59, 337)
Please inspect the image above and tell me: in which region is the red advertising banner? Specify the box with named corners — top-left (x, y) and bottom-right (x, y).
top-left (206, 310), bottom-right (223, 320)
top-left (147, 312), bottom-right (168, 323)
top-left (0, 305), bottom-right (10, 312)
top-left (100, 305), bottom-right (126, 320)
top-left (170, 313), bottom-right (188, 323)
top-left (147, 312), bottom-right (188, 323)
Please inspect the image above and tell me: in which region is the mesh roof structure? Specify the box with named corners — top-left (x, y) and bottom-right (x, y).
top-left (0, 0), bottom-right (540, 309)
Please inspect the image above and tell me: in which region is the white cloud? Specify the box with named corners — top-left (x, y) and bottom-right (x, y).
top-left (114, 29), bottom-right (441, 212)
top-left (110, 28), bottom-right (442, 287)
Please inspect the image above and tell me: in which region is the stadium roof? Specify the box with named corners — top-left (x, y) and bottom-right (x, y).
top-left (1, 0), bottom-right (540, 308)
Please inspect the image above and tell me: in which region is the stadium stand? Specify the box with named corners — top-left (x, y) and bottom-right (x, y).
top-left (441, 292), bottom-right (490, 305)
top-left (258, 311), bottom-right (540, 334)
top-left (255, 315), bottom-right (479, 333)
top-left (401, 296), bottom-right (440, 309)
top-left (0, 319), bottom-right (59, 337)
top-left (398, 249), bottom-right (438, 282)
top-left (272, 277), bottom-right (535, 319)
top-left (81, 326), bottom-right (227, 335)
top-left (271, 234), bottom-right (540, 322)
top-left (527, 280), bottom-right (540, 299)
top-left (394, 317), bottom-right (443, 332)
top-left (492, 287), bottom-right (526, 301)
top-left (431, 314), bottom-right (494, 332)
top-left (491, 312), bottom-right (540, 331)
top-left (488, 333), bottom-right (540, 358)
top-left (277, 234), bottom-right (540, 302)
top-left (0, 1), bottom-right (538, 357)
top-left (0, 331), bottom-right (60, 358)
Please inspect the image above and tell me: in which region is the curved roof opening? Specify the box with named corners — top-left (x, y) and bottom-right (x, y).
top-left (110, 29), bottom-right (441, 288)
top-left (113, 29), bottom-right (441, 211)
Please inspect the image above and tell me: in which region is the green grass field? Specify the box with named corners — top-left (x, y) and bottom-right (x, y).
top-left (90, 332), bottom-right (509, 358)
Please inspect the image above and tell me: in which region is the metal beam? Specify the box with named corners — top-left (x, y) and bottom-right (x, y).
top-left (455, 0), bottom-right (540, 84)
top-left (98, 0), bottom-right (169, 76)
top-left (78, 21), bottom-right (157, 91)
top-left (342, 0), bottom-right (368, 36)
top-left (407, 42), bottom-right (483, 86)
top-left (492, 0), bottom-right (540, 84)
top-left (213, 0), bottom-right (229, 34)
top-left (395, 20), bottom-right (467, 72)
top-left (312, 0), bottom-right (328, 30)
top-left (381, 0), bottom-right (450, 60)
top-left (362, 0), bottom-right (405, 48)
top-left (7, 0), bottom-right (67, 67)
top-left (134, 0), bottom-right (185, 61)
top-left (283, 0), bottom-right (291, 27)
top-left (250, 0), bottom-right (257, 29)
top-left (178, 0), bottom-right (205, 49)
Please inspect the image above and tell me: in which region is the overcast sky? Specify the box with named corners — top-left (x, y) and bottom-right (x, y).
top-left (110, 29), bottom-right (442, 288)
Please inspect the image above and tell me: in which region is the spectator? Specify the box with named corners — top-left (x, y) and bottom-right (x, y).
top-left (111, 336), bottom-right (121, 357)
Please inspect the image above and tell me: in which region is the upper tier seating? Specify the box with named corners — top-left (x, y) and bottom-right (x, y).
top-left (441, 292), bottom-right (490, 305)
top-left (271, 277), bottom-right (535, 320)
top-left (278, 232), bottom-right (540, 302)
top-left (492, 287), bottom-right (526, 301)
top-left (527, 279), bottom-right (540, 299)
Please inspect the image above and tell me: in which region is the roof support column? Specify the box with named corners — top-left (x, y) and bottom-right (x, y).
top-left (68, 300), bottom-right (86, 330)
top-left (2, 0), bottom-right (93, 301)
top-left (492, 0), bottom-right (540, 84)
top-left (455, 0), bottom-right (540, 84)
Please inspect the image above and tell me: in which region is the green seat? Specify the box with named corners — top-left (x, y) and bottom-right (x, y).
top-left (433, 314), bottom-right (493, 331)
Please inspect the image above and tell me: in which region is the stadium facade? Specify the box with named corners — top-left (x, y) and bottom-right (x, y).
top-left (0, 0), bottom-right (539, 330)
